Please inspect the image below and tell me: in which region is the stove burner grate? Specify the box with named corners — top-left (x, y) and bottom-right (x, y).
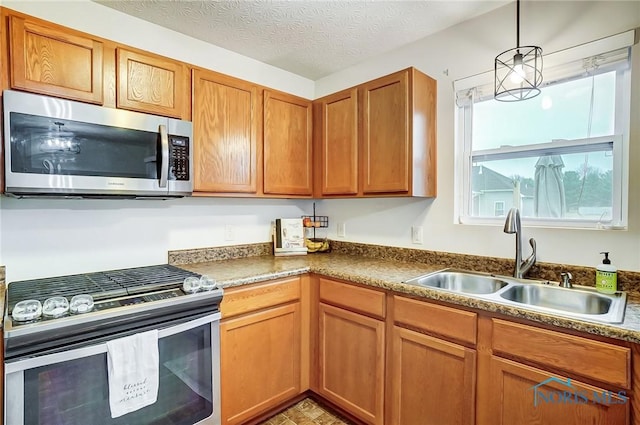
top-left (7, 264), bottom-right (201, 314)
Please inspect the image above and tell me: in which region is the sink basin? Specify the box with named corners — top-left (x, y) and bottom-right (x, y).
top-left (404, 270), bottom-right (509, 294)
top-left (498, 283), bottom-right (627, 323)
top-left (499, 285), bottom-right (612, 315)
top-left (404, 268), bottom-right (627, 324)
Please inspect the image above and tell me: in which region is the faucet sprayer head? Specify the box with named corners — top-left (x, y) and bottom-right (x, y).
top-left (503, 207), bottom-right (520, 234)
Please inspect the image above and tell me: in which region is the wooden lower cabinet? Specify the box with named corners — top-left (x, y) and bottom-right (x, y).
top-left (317, 302), bottom-right (385, 425)
top-left (216, 276), bottom-right (637, 425)
top-left (388, 326), bottom-right (476, 425)
top-left (220, 301), bottom-right (301, 425)
top-left (482, 356), bottom-right (629, 425)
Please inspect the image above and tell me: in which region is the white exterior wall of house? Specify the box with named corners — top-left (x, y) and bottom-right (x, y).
top-left (474, 192), bottom-right (534, 217)
top-left (0, 1), bottom-right (639, 281)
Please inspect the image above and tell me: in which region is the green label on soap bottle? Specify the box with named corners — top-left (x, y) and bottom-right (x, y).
top-left (596, 270), bottom-right (617, 294)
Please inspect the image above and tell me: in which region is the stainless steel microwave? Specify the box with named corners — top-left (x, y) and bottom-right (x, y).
top-left (3, 90), bottom-right (193, 198)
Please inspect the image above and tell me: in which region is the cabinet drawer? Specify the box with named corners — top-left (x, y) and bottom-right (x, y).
top-left (491, 318), bottom-right (630, 388)
top-left (393, 296), bottom-right (477, 345)
top-left (221, 276), bottom-right (300, 318)
top-left (319, 278), bottom-right (385, 319)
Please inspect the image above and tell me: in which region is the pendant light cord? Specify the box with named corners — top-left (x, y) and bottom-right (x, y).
top-left (516, 0), bottom-right (520, 49)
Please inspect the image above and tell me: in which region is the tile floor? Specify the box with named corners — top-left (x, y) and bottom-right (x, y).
top-left (260, 398), bottom-right (354, 425)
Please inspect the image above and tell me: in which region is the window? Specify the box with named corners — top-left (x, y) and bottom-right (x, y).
top-left (455, 31), bottom-right (634, 229)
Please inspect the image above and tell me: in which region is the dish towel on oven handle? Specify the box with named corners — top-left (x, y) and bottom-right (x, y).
top-left (106, 329), bottom-right (159, 418)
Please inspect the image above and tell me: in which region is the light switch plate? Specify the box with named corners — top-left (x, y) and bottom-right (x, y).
top-left (337, 222), bottom-right (346, 238)
top-left (411, 226), bottom-right (423, 244)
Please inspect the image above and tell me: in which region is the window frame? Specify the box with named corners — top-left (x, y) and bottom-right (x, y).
top-left (454, 38), bottom-right (633, 230)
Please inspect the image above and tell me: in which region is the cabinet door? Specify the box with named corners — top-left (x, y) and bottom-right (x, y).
top-left (360, 70), bottom-right (409, 194)
top-left (483, 356), bottom-right (629, 425)
top-left (389, 326), bottom-right (476, 425)
top-left (193, 70), bottom-right (260, 193)
top-left (9, 15), bottom-right (103, 104)
top-left (117, 48), bottom-right (188, 118)
top-left (220, 303), bottom-right (301, 425)
top-left (316, 89), bottom-right (358, 195)
top-left (318, 303), bottom-right (385, 425)
top-left (263, 90), bottom-right (313, 196)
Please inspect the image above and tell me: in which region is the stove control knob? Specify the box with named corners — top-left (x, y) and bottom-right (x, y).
top-left (43, 296), bottom-right (70, 318)
top-left (200, 275), bottom-right (217, 291)
top-left (183, 276), bottom-right (201, 294)
top-left (12, 299), bottom-right (42, 322)
top-left (70, 294), bottom-right (94, 314)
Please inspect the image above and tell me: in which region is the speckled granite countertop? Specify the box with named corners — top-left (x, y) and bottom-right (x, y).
top-left (178, 253), bottom-right (640, 344)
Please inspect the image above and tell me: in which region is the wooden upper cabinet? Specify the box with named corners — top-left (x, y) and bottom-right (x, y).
top-left (193, 69), bottom-right (260, 193)
top-left (9, 15), bottom-right (104, 104)
top-left (263, 90), bottom-right (313, 196)
top-left (313, 88), bottom-right (358, 196)
top-left (360, 67), bottom-right (437, 197)
top-left (361, 70), bottom-right (409, 194)
top-left (116, 48), bottom-right (189, 119)
top-left (315, 67), bottom-right (437, 198)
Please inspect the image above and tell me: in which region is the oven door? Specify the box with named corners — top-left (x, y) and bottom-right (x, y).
top-left (5, 313), bottom-right (220, 425)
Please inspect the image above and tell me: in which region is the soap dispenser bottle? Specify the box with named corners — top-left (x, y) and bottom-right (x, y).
top-left (596, 252), bottom-right (617, 294)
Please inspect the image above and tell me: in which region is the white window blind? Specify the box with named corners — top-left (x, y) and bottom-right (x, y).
top-left (454, 30), bottom-right (635, 101)
top-left (454, 30), bottom-right (635, 229)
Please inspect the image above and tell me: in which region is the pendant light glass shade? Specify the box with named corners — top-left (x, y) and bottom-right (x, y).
top-left (495, 46), bottom-right (543, 101)
top-left (494, 0), bottom-right (543, 101)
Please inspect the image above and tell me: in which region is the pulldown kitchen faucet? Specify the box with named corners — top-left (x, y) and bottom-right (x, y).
top-left (503, 207), bottom-right (536, 278)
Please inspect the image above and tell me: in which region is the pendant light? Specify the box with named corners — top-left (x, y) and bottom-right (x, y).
top-left (494, 0), bottom-right (543, 101)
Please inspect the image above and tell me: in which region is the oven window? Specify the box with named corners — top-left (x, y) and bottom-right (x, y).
top-left (9, 112), bottom-right (160, 179)
top-left (22, 323), bottom-right (213, 425)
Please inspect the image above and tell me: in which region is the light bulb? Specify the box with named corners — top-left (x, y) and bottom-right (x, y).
top-left (509, 53), bottom-right (526, 84)
top-left (510, 64), bottom-right (526, 84)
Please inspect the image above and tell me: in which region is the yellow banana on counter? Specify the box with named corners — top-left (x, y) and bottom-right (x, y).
top-left (305, 238), bottom-right (329, 252)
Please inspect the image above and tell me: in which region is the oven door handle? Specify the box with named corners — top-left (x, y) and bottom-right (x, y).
top-left (5, 312), bottom-right (220, 373)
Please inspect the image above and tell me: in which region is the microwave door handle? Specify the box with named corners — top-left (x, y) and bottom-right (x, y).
top-left (159, 124), bottom-right (169, 188)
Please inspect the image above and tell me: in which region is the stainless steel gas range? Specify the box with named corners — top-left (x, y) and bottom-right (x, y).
top-left (4, 264), bottom-right (223, 425)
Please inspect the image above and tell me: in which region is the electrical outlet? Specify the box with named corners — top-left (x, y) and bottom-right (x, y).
top-left (224, 225), bottom-right (235, 241)
top-left (337, 222), bottom-right (346, 238)
top-left (411, 226), bottom-right (423, 244)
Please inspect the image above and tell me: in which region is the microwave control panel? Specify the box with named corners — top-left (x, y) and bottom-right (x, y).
top-left (169, 136), bottom-right (190, 181)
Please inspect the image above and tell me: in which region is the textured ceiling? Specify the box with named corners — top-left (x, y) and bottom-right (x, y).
top-left (95, 0), bottom-right (508, 80)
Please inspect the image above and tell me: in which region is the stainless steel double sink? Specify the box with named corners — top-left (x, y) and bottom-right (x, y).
top-left (403, 269), bottom-right (627, 324)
